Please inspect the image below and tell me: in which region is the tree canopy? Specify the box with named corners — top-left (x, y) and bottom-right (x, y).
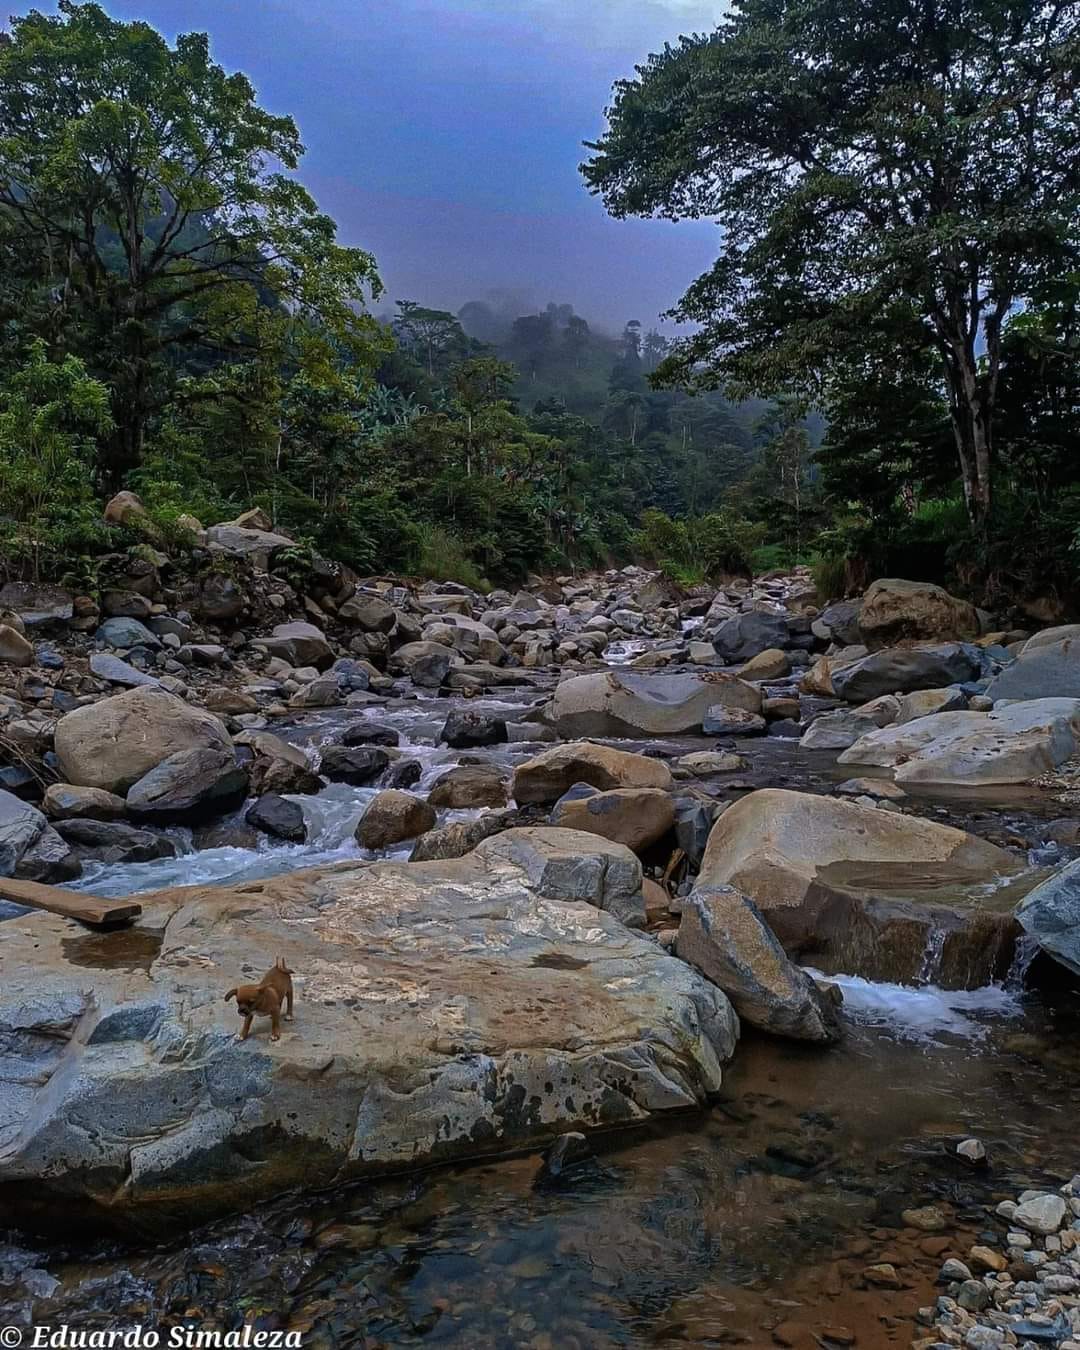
top-left (583, 0), bottom-right (1080, 530)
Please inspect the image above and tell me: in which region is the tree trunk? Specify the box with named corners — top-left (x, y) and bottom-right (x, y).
top-left (940, 344), bottom-right (993, 535)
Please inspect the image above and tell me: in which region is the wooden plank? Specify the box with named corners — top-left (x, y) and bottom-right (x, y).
top-left (0, 878), bottom-right (141, 929)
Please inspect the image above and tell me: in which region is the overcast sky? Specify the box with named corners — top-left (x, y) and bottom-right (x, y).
top-left (26, 0), bottom-right (725, 331)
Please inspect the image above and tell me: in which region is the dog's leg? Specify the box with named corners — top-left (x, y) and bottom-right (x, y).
top-left (239, 1014), bottom-right (253, 1041)
top-left (285, 985), bottom-right (294, 1020)
top-left (270, 1005), bottom-right (282, 1041)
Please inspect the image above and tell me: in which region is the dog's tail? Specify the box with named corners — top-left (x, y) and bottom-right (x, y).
top-left (275, 956), bottom-right (292, 975)
top-left (224, 988), bottom-right (237, 1002)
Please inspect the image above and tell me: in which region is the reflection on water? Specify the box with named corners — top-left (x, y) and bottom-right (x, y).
top-left (3, 995), bottom-right (1079, 1347)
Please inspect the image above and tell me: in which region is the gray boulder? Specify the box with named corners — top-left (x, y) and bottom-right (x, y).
top-left (0, 829), bottom-right (737, 1234)
top-left (858, 578), bottom-right (979, 651)
top-left (319, 745), bottom-right (389, 786)
top-left (42, 784), bottom-right (127, 822)
top-left (440, 709), bottom-right (508, 748)
top-left (819, 599), bottom-right (862, 646)
top-left (246, 794), bottom-right (307, 843)
top-left (544, 670), bottom-right (761, 738)
top-left (676, 885), bottom-right (841, 1043)
top-left (95, 617), bottom-right (161, 651)
top-left (987, 636), bottom-right (1080, 702)
top-left (839, 698), bottom-right (1080, 786)
top-left (338, 594), bottom-right (397, 632)
top-left (254, 622), bottom-right (333, 670)
top-left (1016, 858), bottom-right (1080, 978)
top-left (126, 748), bottom-right (248, 822)
top-left (54, 818), bottom-right (176, 864)
top-left (55, 687), bottom-right (233, 794)
top-left (390, 641), bottom-right (455, 688)
top-left (89, 652), bottom-right (161, 688)
top-left (832, 643), bottom-right (980, 703)
top-left (711, 611), bottom-right (791, 662)
top-left (702, 706), bottom-right (767, 736)
top-left (0, 790), bottom-right (48, 875)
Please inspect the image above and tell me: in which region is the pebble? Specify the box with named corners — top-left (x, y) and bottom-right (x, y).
top-left (924, 1172), bottom-right (1080, 1350)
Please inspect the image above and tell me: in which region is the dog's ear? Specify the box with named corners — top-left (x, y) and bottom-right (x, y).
top-left (224, 988), bottom-right (237, 1002)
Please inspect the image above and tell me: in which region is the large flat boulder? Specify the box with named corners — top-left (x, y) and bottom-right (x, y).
top-left (0, 828), bottom-right (737, 1236)
top-left (838, 699), bottom-right (1080, 785)
top-left (54, 686), bottom-right (232, 794)
top-left (676, 885), bottom-right (841, 1043)
top-left (1016, 858), bottom-right (1080, 978)
top-left (858, 579), bottom-right (979, 651)
top-left (987, 637), bottom-right (1080, 702)
top-left (832, 643), bottom-right (981, 703)
top-left (543, 670), bottom-right (761, 738)
top-left (513, 741), bottom-right (673, 804)
top-left (698, 789), bottom-right (1020, 987)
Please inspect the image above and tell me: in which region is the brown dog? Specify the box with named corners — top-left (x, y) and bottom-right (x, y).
top-left (225, 958), bottom-right (294, 1041)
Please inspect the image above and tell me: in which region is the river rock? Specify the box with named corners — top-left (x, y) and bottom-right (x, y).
top-left (513, 742), bottom-right (674, 804)
top-left (676, 884), bottom-right (841, 1043)
top-left (819, 599), bottom-right (863, 645)
top-left (246, 794), bottom-right (307, 843)
top-left (408, 810), bottom-right (514, 861)
top-left (338, 595), bottom-right (397, 632)
top-left (543, 670), bottom-right (761, 738)
top-left (800, 707), bottom-right (892, 751)
top-left (0, 789), bottom-right (48, 875)
top-left (697, 789), bottom-right (1019, 986)
top-left (702, 705), bottom-right (767, 736)
top-left (895, 686), bottom-right (967, 722)
top-left (738, 648), bottom-right (791, 681)
top-left (125, 748), bottom-right (248, 823)
top-left (196, 573), bottom-right (245, 623)
top-left (1016, 857), bottom-right (1080, 977)
top-left (987, 636), bottom-right (1080, 701)
top-left (0, 828), bottom-right (737, 1234)
top-left (839, 698), bottom-right (1080, 785)
top-left (319, 745), bottom-right (389, 786)
top-left (711, 611), bottom-right (791, 661)
top-left (356, 790), bottom-right (437, 850)
top-left (54, 818), bottom-right (177, 863)
top-left (254, 622), bottom-right (333, 670)
top-left (248, 756), bottom-right (323, 797)
top-left (832, 643), bottom-right (981, 703)
top-left (428, 764), bottom-right (509, 808)
top-left (390, 641), bottom-right (454, 688)
top-left (95, 616), bottom-right (161, 651)
top-left (550, 784), bottom-right (675, 853)
top-left (0, 624), bottom-right (34, 667)
top-left (440, 709), bottom-right (508, 748)
top-left (287, 677), bottom-right (342, 709)
top-left (858, 578), bottom-right (979, 650)
top-left (13, 825), bottom-right (80, 882)
top-left (1013, 1193), bottom-right (1067, 1235)
top-left (204, 523), bottom-right (295, 568)
top-left (42, 784), bottom-right (127, 822)
top-left (102, 489), bottom-right (147, 527)
top-left (101, 590), bottom-right (153, 620)
top-left (0, 582), bottom-right (74, 632)
top-left (54, 687), bottom-right (233, 794)
top-left (676, 751), bottom-right (748, 776)
top-left (88, 652), bottom-right (161, 688)
top-left (341, 722), bottom-right (400, 748)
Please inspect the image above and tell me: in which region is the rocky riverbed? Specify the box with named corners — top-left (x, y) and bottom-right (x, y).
top-left (2, 501), bottom-right (1080, 1345)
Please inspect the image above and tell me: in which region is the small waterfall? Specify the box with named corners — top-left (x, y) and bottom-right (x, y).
top-left (1005, 933), bottom-right (1041, 993)
top-left (916, 927), bottom-right (948, 985)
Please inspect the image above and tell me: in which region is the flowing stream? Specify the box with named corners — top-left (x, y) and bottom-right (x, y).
top-left (3, 684), bottom-right (1079, 1347)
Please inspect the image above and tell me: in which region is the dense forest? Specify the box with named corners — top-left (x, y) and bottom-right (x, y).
top-left (0, 0), bottom-right (1078, 608)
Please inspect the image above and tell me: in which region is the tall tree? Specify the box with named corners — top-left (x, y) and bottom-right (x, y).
top-left (583, 0), bottom-right (1080, 532)
top-left (0, 1), bottom-right (383, 486)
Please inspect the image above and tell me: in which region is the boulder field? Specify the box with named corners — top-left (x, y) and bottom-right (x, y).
top-left (0, 827), bottom-right (738, 1237)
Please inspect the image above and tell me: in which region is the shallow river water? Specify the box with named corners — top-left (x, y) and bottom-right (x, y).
top-left (3, 679), bottom-right (1080, 1348)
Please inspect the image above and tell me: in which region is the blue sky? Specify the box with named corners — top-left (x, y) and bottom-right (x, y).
top-left (20, 0), bottom-right (725, 330)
